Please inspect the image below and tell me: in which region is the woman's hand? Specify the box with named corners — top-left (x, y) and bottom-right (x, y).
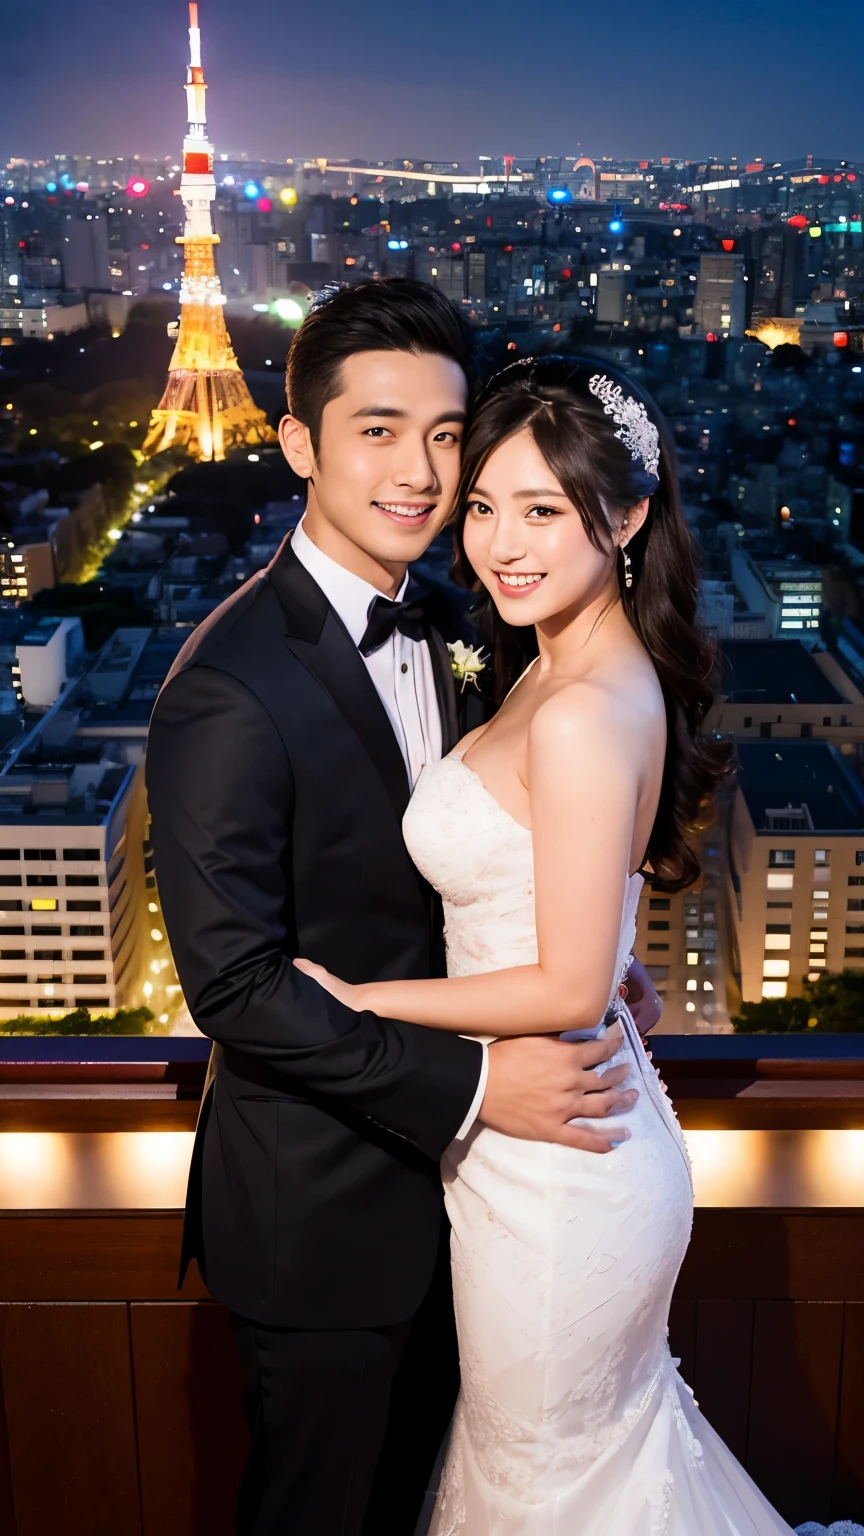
top-left (294, 958), bottom-right (368, 1012)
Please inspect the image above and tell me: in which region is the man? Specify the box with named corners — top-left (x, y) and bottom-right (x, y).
top-left (145, 278), bottom-right (642, 1536)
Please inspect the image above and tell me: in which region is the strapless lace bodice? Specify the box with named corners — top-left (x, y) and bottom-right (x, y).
top-left (403, 748), bottom-right (642, 1010)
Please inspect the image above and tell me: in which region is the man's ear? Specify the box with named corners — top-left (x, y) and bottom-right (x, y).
top-left (279, 414), bottom-right (316, 480)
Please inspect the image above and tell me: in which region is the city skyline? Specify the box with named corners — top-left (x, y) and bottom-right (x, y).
top-left (4, 0), bottom-right (864, 165)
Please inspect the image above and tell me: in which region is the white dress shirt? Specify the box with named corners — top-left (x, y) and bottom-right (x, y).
top-left (291, 518), bottom-right (488, 1139)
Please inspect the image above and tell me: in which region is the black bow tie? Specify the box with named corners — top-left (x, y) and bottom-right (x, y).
top-left (358, 586), bottom-right (432, 657)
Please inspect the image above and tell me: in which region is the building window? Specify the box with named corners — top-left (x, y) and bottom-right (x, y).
top-left (849, 877), bottom-right (864, 886)
top-left (0, 927), bottom-right (24, 936)
top-left (33, 949), bottom-right (61, 960)
top-left (67, 901), bottom-right (102, 912)
top-left (766, 872), bottom-right (794, 890)
top-left (70, 925), bottom-right (104, 937)
top-left (0, 975), bottom-right (28, 984)
top-left (763, 959), bottom-right (790, 977)
top-left (766, 901), bottom-right (792, 909)
top-left (649, 899), bottom-right (671, 911)
top-left (30, 899), bottom-right (58, 912)
top-left (857, 851), bottom-right (864, 866)
top-left (71, 949), bottom-right (106, 961)
top-left (37, 999), bottom-right (64, 1008)
top-left (648, 921), bottom-right (670, 931)
top-left (75, 996), bottom-right (110, 1008)
top-left (762, 981), bottom-right (788, 998)
top-left (24, 849), bottom-right (56, 862)
top-left (0, 950), bottom-right (25, 960)
top-left (744, 716), bottom-right (752, 727)
top-left (66, 875), bottom-right (100, 888)
top-left (849, 901), bottom-right (864, 911)
top-left (686, 951), bottom-right (699, 965)
top-left (766, 924), bottom-right (792, 934)
top-left (0, 851), bottom-right (21, 861)
top-left (73, 973), bottom-right (107, 984)
top-left (845, 948), bottom-right (864, 958)
top-left (63, 849), bottom-right (100, 861)
top-left (647, 943), bottom-right (669, 951)
top-left (26, 875), bottom-right (58, 887)
top-left (0, 902), bottom-right (23, 912)
top-left (814, 850), bottom-right (829, 865)
top-left (32, 925), bottom-right (60, 934)
top-left (0, 877), bottom-right (23, 887)
top-left (769, 850), bottom-right (795, 867)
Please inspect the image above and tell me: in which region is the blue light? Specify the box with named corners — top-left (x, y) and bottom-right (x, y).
top-left (387, 239), bottom-right (402, 250)
top-left (45, 181), bottom-right (57, 193)
top-left (244, 180), bottom-right (261, 200)
top-left (59, 173), bottom-right (74, 190)
top-left (399, 239), bottom-right (409, 249)
top-left (548, 187), bottom-right (572, 204)
top-left (609, 219), bottom-right (623, 233)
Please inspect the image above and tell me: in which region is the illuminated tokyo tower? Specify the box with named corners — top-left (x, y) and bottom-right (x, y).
top-left (143, 3), bottom-right (274, 462)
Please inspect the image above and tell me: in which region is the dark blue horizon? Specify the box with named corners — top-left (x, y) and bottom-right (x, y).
top-left (2, 0), bottom-right (863, 168)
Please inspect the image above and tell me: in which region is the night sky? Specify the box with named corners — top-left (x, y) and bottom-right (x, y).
top-left (3, 0), bottom-right (864, 166)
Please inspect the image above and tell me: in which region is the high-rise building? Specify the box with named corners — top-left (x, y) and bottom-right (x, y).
top-left (143, 4), bottom-right (273, 463)
top-left (693, 253), bottom-right (747, 337)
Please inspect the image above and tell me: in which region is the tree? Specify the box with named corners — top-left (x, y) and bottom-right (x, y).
top-left (732, 969), bottom-right (864, 1033)
top-left (0, 1006), bottom-right (157, 1036)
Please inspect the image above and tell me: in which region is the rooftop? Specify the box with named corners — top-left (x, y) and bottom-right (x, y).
top-left (721, 641), bottom-right (843, 705)
top-left (736, 739), bottom-right (864, 834)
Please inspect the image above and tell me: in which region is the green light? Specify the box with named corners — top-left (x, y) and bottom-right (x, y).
top-left (272, 298), bottom-right (305, 324)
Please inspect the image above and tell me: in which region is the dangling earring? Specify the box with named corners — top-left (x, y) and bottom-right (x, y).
top-left (620, 518), bottom-right (633, 590)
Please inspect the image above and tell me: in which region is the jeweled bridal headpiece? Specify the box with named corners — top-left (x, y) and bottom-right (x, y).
top-left (588, 374), bottom-right (661, 480)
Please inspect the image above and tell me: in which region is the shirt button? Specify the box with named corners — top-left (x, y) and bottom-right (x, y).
top-left (401, 662), bottom-right (408, 674)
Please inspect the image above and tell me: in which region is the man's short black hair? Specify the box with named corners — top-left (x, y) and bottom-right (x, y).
top-left (285, 277), bottom-right (470, 452)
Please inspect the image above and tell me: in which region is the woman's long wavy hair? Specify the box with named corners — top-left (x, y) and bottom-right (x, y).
top-left (452, 355), bottom-right (731, 893)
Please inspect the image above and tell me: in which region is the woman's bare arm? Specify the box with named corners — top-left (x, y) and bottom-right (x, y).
top-left (296, 683), bottom-right (642, 1035)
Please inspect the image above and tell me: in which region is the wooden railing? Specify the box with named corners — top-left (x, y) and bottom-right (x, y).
top-left (0, 1035), bottom-right (862, 1534)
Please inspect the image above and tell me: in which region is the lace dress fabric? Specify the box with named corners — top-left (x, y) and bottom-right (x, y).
top-left (403, 750), bottom-right (794, 1536)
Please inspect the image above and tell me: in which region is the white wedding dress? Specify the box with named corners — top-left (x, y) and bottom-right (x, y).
top-left (403, 746), bottom-right (795, 1536)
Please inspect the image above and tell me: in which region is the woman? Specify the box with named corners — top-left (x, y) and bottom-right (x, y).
top-left (296, 357), bottom-right (793, 1534)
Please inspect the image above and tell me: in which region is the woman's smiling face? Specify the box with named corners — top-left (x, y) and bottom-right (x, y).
top-left (462, 427), bottom-right (626, 628)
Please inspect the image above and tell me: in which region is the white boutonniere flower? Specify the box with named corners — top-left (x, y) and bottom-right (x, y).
top-left (448, 639), bottom-right (487, 693)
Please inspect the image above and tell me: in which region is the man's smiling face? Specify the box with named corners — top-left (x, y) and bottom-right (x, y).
top-left (279, 349), bottom-right (468, 594)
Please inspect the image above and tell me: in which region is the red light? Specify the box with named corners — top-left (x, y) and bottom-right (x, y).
top-left (721, 238), bottom-right (735, 252)
top-left (706, 332), bottom-right (718, 342)
top-left (126, 176), bottom-right (150, 198)
top-left (507, 341), bottom-right (517, 350)
top-left (848, 174), bottom-right (857, 182)
top-left (18, 241), bottom-right (25, 249)
top-left (486, 215), bottom-right (492, 227)
top-left (183, 153), bottom-right (209, 176)
top-left (503, 244), bottom-right (512, 253)
top-left (788, 215), bottom-right (808, 228)
top-left (344, 257), bottom-right (356, 266)
top-left (257, 197), bottom-right (272, 212)
top-left (788, 417), bottom-right (797, 426)
top-left (819, 175), bottom-right (830, 184)
top-left (451, 241), bottom-right (462, 252)
top-left (834, 175), bottom-right (843, 183)
top-left (140, 243), bottom-right (150, 250)
top-left (834, 331), bottom-right (849, 347)
top-left (658, 201), bottom-right (668, 211)
top-left (562, 268), bottom-right (572, 278)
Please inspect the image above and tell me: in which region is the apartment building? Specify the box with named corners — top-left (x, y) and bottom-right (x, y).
top-left (0, 625), bottom-right (192, 1022)
top-left (729, 740), bottom-right (864, 1002)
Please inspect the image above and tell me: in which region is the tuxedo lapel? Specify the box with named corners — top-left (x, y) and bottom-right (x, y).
top-left (269, 537), bottom-right (412, 823)
top-left (427, 627), bottom-right (460, 756)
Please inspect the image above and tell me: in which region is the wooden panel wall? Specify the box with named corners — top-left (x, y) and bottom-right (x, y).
top-left (0, 1299), bottom-right (248, 1536)
top-left (0, 1209), bottom-right (862, 1534)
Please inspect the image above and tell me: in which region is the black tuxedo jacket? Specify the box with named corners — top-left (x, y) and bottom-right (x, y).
top-left (145, 536), bottom-right (485, 1329)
